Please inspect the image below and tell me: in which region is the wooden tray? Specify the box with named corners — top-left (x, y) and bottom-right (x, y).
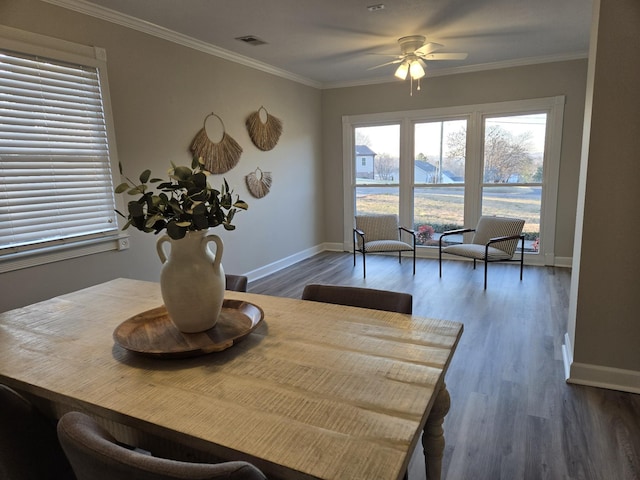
top-left (113, 299), bottom-right (264, 358)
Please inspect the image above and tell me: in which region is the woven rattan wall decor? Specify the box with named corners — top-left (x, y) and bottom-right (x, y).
top-left (246, 106), bottom-right (282, 151)
top-left (245, 167), bottom-right (272, 199)
top-left (190, 113), bottom-right (242, 173)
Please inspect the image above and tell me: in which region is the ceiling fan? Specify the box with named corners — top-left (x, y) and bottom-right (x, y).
top-left (369, 35), bottom-right (468, 94)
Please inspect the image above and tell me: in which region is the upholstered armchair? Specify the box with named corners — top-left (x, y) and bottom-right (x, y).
top-left (439, 216), bottom-right (525, 289)
top-left (353, 214), bottom-right (416, 277)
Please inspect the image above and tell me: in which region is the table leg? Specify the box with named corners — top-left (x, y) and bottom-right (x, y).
top-left (422, 383), bottom-right (451, 480)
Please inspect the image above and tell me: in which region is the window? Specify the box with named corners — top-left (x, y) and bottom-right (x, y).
top-left (481, 114), bottom-right (547, 252)
top-left (354, 124), bottom-right (400, 216)
top-left (343, 97), bottom-right (564, 265)
top-left (414, 119), bottom-right (467, 246)
top-left (0, 26), bottom-right (124, 272)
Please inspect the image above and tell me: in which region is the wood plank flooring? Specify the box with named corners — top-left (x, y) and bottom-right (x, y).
top-left (248, 251), bottom-right (640, 480)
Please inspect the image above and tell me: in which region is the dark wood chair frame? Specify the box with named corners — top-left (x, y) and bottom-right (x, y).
top-left (439, 228), bottom-right (526, 289)
top-left (353, 226), bottom-right (416, 278)
top-left (225, 274), bottom-right (248, 292)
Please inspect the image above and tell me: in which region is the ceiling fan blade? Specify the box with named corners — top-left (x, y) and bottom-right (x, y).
top-left (367, 59), bottom-right (404, 70)
top-left (415, 42), bottom-right (444, 55)
top-left (366, 53), bottom-right (404, 58)
top-left (422, 52), bottom-right (469, 60)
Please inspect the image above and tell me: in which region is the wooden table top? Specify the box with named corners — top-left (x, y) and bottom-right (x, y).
top-left (0, 278), bottom-right (462, 480)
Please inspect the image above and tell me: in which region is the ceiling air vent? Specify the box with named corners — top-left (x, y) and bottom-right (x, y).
top-left (235, 35), bottom-right (268, 46)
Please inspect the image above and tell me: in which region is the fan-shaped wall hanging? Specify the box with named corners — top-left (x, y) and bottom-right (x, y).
top-left (246, 106), bottom-right (282, 151)
top-left (190, 112), bottom-right (242, 174)
top-left (245, 167), bottom-right (272, 199)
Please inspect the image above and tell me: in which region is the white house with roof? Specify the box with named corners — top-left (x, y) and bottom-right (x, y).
top-left (355, 145), bottom-right (376, 179)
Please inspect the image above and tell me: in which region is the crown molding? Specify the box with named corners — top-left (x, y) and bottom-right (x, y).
top-left (40, 0), bottom-right (322, 88)
top-left (322, 52), bottom-right (588, 89)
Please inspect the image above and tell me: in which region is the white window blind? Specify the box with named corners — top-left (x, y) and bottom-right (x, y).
top-left (0, 48), bottom-right (118, 256)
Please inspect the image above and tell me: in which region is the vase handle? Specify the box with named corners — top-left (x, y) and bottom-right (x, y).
top-left (204, 234), bottom-right (224, 269)
top-left (156, 235), bottom-right (171, 264)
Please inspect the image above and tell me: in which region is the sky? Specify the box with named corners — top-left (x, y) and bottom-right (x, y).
top-left (356, 113), bottom-right (547, 158)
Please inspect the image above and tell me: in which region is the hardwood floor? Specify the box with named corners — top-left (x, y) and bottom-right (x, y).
top-left (248, 251), bottom-right (640, 480)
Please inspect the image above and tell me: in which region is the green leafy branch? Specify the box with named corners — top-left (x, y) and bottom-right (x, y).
top-left (115, 157), bottom-right (248, 240)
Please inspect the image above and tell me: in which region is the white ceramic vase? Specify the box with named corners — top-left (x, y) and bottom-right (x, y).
top-left (156, 230), bottom-right (225, 333)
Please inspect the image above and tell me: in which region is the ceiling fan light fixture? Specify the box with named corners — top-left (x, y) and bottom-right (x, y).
top-left (394, 61), bottom-right (409, 80)
top-left (409, 60), bottom-right (425, 79)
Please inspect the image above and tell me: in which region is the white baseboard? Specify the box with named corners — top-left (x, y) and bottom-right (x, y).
top-left (562, 332), bottom-right (573, 380)
top-left (563, 332), bottom-right (640, 394)
top-left (554, 256), bottom-right (573, 268)
top-left (323, 242), bottom-right (345, 252)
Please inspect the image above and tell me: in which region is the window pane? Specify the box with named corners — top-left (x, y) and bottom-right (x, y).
top-left (354, 124), bottom-right (400, 216)
top-left (482, 113), bottom-right (546, 253)
top-left (413, 119), bottom-right (466, 246)
top-left (354, 124), bottom-right (399, 185)
top-left (414, 186), bottom-right (464, 246)
top-left (483, 114), bottom-right (546, 183)
top-left (482, 186), bottom-right (541, 253)
top-left (355, 186), bottom-right (398, 216)
top-left (415, 119), bottom-right (466, 184)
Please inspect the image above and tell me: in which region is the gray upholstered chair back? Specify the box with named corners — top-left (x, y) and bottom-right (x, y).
top-left (301, 284), bottom-right (412, 314)
top-left (0, 384), bottom-right (75, 480)
top-left (472, 216), bottom-right (525, 256)
top-left (57, 411), bottom-right (266, 480)
top-left (225, 274), bottom-right (248, 292)
top-left (354, 214), bottom-right (400, 247)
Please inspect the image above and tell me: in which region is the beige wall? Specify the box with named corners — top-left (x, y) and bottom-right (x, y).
top-left (321, 60), bottom-right (588, 261)
top-left (568, 0), bottom-right (640, 380)
top-left (0, 0), bottom-right (323, 312)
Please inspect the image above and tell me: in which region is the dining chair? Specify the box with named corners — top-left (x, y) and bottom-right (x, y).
top-left (57, 411), bottom-right (266, 480)
top-left (301, 283), bottom-right (412, 314)
top-left (225, 274), bottom-right (248, 292)
top-left (439, 215), bottom-right (526, 289)
top-left (353, 214), bottom-right (416, 278)
top-left (0, 384), bottom-right (75, 480)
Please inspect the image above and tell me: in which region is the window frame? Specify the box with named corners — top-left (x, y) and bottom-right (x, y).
top-left (0, 26), bottom-right (127, 274)
top-left (342, 96), bottom-right (565, 266)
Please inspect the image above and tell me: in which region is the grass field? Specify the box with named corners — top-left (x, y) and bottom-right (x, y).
top-left (357, 187), bottom-right (541, 235)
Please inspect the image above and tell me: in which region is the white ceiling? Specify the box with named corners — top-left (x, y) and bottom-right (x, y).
top-left (48, 0), bottom-right (593, 88)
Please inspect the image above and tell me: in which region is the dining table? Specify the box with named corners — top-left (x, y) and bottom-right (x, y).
top-left (0, 278), bottom-right (463, 480)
